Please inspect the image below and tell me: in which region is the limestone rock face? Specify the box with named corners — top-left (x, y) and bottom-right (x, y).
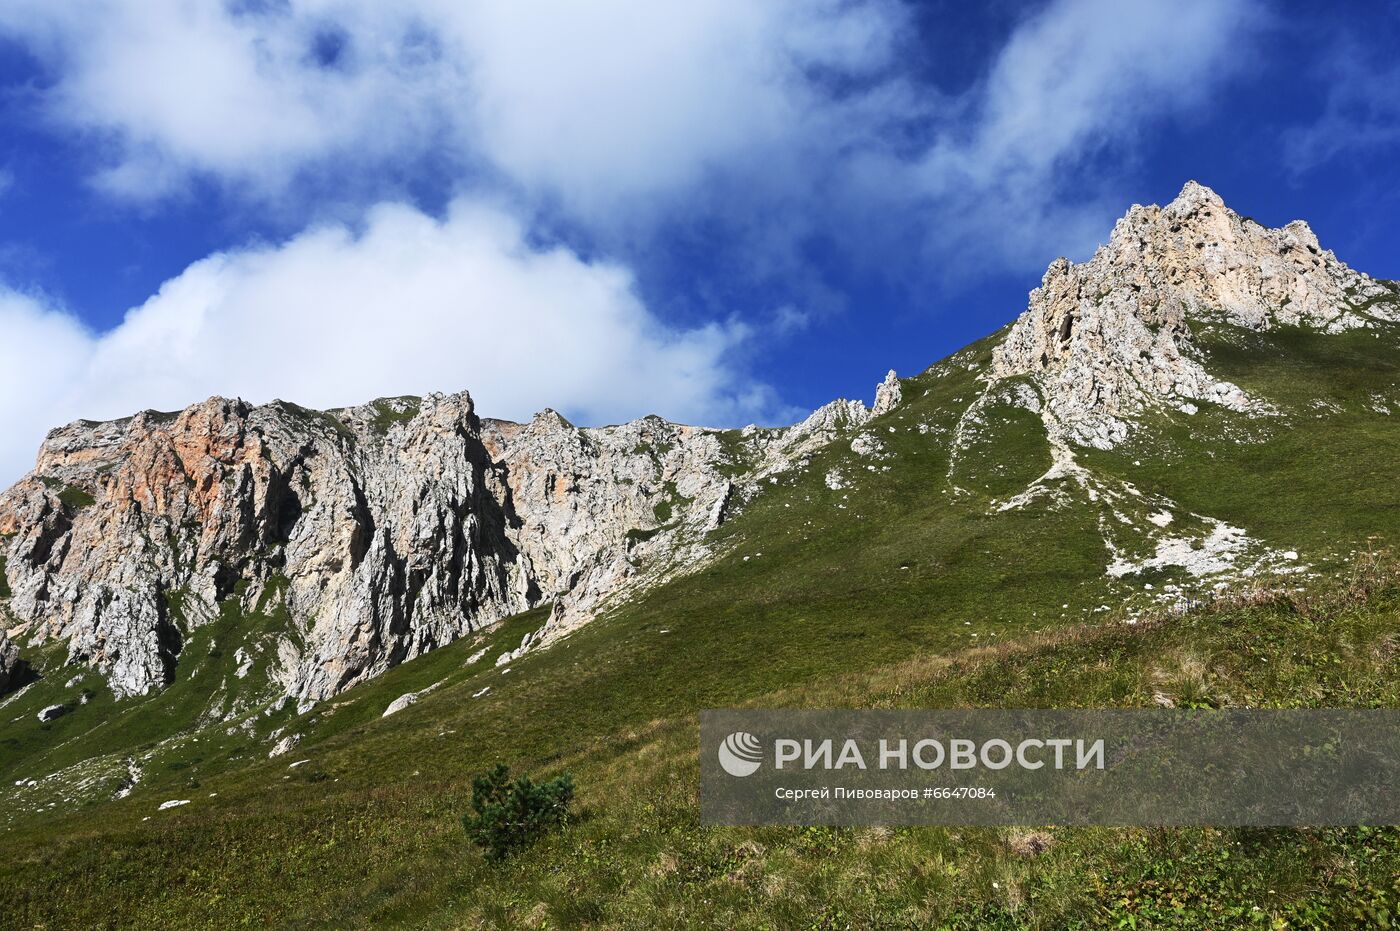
top-left (873, 370), bottom-right (902, 416)
top-left (0, 630), bottom-right (20, 693)
top-left (267, 733), bottom-right (300, 758)
top-left (0, 381), bottom-right (885, 706)
top-left (992, 181), bottom-right (1396, 447)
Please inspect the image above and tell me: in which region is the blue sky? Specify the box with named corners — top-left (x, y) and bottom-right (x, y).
top-left (0, 0), bottom-right (1397, 483)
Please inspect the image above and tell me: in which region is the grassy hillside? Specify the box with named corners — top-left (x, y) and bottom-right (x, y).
top-left (1081, 321), bottom-right (1400, 559)
top-left (4, 318), bottom-right (1400, 927)
top-left (4, 557), bottom-right (1400, 928)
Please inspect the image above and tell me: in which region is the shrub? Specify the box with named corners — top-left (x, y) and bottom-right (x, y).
top-left (58, 485), bottom-right (96, 511)
top-left (462, 764), bottom-right (574, 861)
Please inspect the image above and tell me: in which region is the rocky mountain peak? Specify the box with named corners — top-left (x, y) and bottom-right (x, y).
top-left (530, 408), bottom-right (574, 429)
top-left (991, 181), bottom-right (1399, 448)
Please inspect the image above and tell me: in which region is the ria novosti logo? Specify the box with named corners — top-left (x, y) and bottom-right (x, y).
top-left (718, 731), bottom-right (763, 777)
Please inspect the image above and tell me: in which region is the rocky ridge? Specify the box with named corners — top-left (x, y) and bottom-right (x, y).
top-left (0, 378), bottom-right (898, 707)
top-left (992, 181), bottom-right (1399, 448)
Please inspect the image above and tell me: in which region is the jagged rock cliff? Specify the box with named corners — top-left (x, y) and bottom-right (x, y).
top-left (993, 181), bottom-right (1400, 447)
top-left (0, 377), bottom-right (899, 707)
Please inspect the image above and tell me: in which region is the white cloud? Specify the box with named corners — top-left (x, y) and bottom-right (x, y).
top-left (0, 0), bottom-right (905, 209)
top-left (442, 0), bottom-right (905, 220)
top-left (0, 290), bottom-right (94, 480)
top-left (0, 0), bottom-right (1264, 267)
top-left (924, 0), bottom-right (1255, 191)
top-left (898, 0), bottom-right (1264, 266)
top-left (0, 1), bottom-right (452, 198)
top-left (0, 199), bottom-right (776, 485)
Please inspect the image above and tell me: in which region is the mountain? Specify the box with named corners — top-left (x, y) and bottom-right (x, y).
top-left (0, 380), bottom-right (886, 709)
top-left (3, 182), bottom-right (1400, 928)
top-left (995, 180), bottom-right (1397, 447)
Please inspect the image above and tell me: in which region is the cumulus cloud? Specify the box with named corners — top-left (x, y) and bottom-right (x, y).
top-left (0, 290), bottom-right (94, 480)
top-left (0, 0), bottom-right (906, 209)
top-left (0, 0), bottom-right (1264, 265)
top-left (0, 1), bottom-right (453, 198)
top-left (0, 199), bottom-right (776, 485)
top-left (443, 0), bottom-right (907, 221)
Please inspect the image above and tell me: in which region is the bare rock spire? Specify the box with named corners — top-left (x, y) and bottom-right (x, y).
top-left (873, 370), bottom-right (902, 416)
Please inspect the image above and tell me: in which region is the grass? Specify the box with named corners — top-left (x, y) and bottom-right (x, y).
top-left (275, 400), bottom-right (357, 441)
top-left (57, 486), bottom-right (96, 510)
top-left (0, 577), bottom-right (302, 812)
top-left (714, 428), bottom-right (760, 478)
top-left (3, 561), bottom-right (1400, 928)
top-left (38, 476), bottom-right (97, 511)
top-left (1081, 321), bottom-right (1400, 557)
top-left (625, 525), bottom-right (666, 547)
top-left (366, 397), bottom-right (423, 434)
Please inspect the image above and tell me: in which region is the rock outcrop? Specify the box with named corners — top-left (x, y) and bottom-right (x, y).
top-left (0, 372), bottom-right (898, 707)
top-left (0, 395), bottom-right (712, 706)
top-left (381, 680), bottom-right (444, 717)
top-left (992, 181), bottom-right (1398, 447)
top-left (0, 629), bottom-right (21, 693)
top-left (873, 370), bottom-right (902, 416)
